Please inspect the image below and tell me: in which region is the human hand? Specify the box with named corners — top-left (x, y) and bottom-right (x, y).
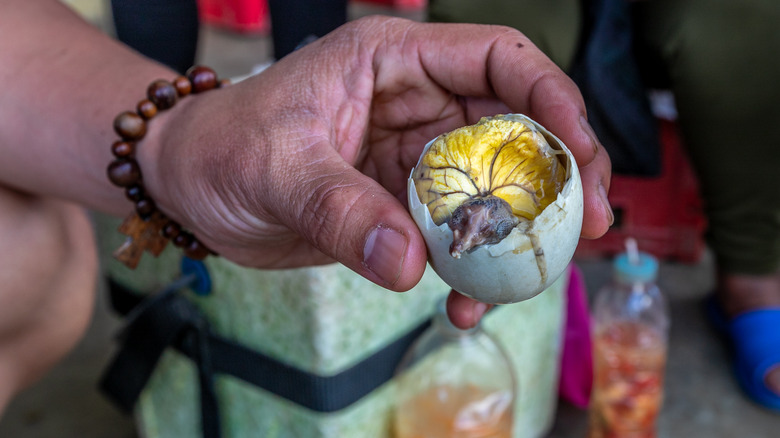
top-left (141, 16), bottom-right (611, 317)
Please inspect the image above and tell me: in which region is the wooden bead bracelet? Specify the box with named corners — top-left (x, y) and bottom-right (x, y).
top-left (107, 66), bottom-right (227, 269)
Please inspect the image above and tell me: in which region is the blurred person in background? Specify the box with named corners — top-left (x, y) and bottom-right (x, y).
top-left (110, 0), bottom-right (349, 72)
top-left (428, 0), bottom-right (780, 410)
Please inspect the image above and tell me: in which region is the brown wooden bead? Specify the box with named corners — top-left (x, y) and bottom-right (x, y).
top-left (110, 66), bottom-right (223, 265)
top-left (107, 159), bottom-right (141, 187)
top-left (184, 238), bottom-right (210, 260)
top-left (135, 197), bottom-right (156, 218)
top-left (125, 185), bottom-right (144, 202)
top-left (111, 140), bottom-right (135, 158)
top-left (187, 66), bottom-right (218, 94)
top-left (173, 232), bottom-right (193, 248)
top-left (137, 99), bottom-right (158, 119)
top-left (114, 111), bottom-right (146, 140)
top-left (147, 80), bottom-right (178, 110)
top-left (173, 76), bottom-right (192, 97)
top-left (162, 221), bottom-right (181, 239)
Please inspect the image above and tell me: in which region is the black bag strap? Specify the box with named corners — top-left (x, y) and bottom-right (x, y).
top-left (100, 276), bottom-right (221, 438)
top-left (100, 277), bottom-right (431, 438)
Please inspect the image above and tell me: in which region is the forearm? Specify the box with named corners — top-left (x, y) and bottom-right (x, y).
top-left (0, 0), bottom-right (177, 215)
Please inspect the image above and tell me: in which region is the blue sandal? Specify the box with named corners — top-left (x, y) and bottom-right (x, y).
top-left (707, 297), bottom-right (780, 412)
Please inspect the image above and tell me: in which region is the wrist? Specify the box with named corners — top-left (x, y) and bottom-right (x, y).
top-left (106, 66), bottom-right (227, 268)
top-left (135, 88), bottom-right (196, 222)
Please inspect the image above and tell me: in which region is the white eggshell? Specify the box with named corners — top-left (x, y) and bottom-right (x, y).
top-left (408, 114), bottom-right (583, 304)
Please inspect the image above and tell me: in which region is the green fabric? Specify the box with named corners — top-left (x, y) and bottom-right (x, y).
top-left (429, 0), bottom-right (780, 274)
top-left (633, 0), bottom-right (780, 274)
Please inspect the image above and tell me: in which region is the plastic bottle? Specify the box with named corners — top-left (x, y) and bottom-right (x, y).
top-left (588, 238), bottom-right (670, 438)
top-left (393, 299), bottom-right (516, 438)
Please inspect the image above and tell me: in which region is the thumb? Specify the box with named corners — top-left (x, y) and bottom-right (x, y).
top-left (281, 155), bottom-right (428, 292)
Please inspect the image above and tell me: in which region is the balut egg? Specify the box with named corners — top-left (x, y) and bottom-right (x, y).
top-left (408, 114), bottom-right (583, 304)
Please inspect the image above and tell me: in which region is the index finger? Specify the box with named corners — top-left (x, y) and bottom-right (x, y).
top-left (410, 24), bottom-right (590, 158)
top-left (409, 22), bottom-right (613, 238)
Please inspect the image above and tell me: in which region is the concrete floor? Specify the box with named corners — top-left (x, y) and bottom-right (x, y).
top-left (1, 2), bottom-right (778, 437)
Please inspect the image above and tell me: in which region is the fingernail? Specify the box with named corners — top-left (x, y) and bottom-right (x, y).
top-left (363, 226), bottom-right (408, 286)
top-left (580, 115), bottom-right (600, 155)
top-left (472, 302), bottom-right (488, 325)
top-left (599, 181), bottom-right (614, 226)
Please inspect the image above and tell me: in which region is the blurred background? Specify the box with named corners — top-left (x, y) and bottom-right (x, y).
top-left (0, 1), bottom-right (777, 437)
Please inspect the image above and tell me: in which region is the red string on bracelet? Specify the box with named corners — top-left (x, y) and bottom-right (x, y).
top-left (107, 66), bottom-right (227, 269)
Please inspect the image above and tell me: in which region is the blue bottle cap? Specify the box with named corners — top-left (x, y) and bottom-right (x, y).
top-left (613, 251), bottom-right (659, 284)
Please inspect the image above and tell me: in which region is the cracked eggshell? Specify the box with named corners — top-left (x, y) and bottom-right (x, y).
top-left (408, 114), bottom-right (584, 304)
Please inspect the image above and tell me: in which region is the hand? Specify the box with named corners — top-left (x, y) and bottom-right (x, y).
top-left (143, 16), bottom-right (612, 317)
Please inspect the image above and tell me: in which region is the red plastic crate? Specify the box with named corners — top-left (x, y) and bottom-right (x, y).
top-left (198, 0), bottom-right (270, 34)
top-left (575, 120), bottom-right (707, 264)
